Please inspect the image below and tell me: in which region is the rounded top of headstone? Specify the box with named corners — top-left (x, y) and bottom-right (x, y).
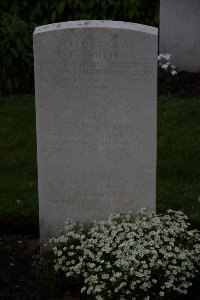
top-left (34, 20), bottom-right (158, 36)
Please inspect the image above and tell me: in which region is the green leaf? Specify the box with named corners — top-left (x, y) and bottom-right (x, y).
top-left (56, 1), bottom-right (66, 15)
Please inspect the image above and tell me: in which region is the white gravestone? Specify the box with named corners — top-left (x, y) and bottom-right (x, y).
top-left (160, 0), bottom-right (200, 73)
top-left (33, 21), bottom-right (158, 243)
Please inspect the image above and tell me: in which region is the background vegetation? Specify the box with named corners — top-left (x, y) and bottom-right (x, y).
top-left (0, 0), bottom-right (159, 93)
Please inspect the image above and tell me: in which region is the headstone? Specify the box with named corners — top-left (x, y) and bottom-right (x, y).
top-left (33, 20), bottom-right (158, 243)
top-left (160, 0), bottom-right (200, 73)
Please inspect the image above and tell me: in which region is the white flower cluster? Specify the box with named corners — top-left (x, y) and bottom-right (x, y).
top-left (49, 219), bottom-right (85, 276)
top-left (50, 209), bottom-right (200, 299)
top-left (158, 54), bottom-right (177, 76)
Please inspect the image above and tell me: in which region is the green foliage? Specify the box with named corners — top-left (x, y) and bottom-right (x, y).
top-left (0, 13), bottom-right (35, 93)
top-left (32, 251), bottom-right (81, 299)
top-left (0, 0), bottom-right (158, 93)
top-left (157, 97), bottom-right (200, 228)
top-left (1, 0), bottom-right (159, 25)
top-left (0, 95), bottom-right (38, 229)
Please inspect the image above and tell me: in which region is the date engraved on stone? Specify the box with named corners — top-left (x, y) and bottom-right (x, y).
top-left (36, 59), bottom-right (152, 93)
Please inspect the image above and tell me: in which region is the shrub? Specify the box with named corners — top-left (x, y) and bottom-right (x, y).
top-left (157, 53), bottom-right (179, 97)
top-left (0, 0), bottom-right (159, 93)
top-left (158, 54), bottom-right (177, 76)
top-left (50, 209), bottom-right (200, 299)
top-left (1, 0), bottom-right (159, 26)
top-left (0, 13), bottom-right (35, 93)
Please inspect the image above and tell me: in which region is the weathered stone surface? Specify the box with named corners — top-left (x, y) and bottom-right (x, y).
top-left (160, 0), bottom-right (200, 73)
top-left (33, 20), bottom-right (158, 243)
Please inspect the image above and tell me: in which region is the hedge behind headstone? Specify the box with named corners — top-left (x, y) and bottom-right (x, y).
top-left (0, 0), bottom-right (159, 93)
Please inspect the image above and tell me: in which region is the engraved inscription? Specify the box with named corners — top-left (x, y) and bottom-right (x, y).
top-left (70, 50), bottom-right (118, 60)
top-left (39, 111), bottom-right (150, 158)
top-left (35, 37), bottom-right (152, 93)
top-left (34, 22), bottom-right (157, 242)
top-left (53, 180), bottom-right (130, 211)
top-left (40, 117), bottom-right (130, 157)
top-left (36, 59), bottom-right (151, 92)
top-left (58, 39), bottom-right (129, 50)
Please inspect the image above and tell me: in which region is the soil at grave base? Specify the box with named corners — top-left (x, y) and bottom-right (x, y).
top-left (0, 235), bottom-right (79, 300)
top-left (158, 71), bottom-right (200, 98)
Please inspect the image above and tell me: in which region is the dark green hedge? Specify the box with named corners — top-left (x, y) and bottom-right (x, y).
top-left (0, 0), bottom-right (159, 93)
top-left (0, 13), bottom-right (34, 93)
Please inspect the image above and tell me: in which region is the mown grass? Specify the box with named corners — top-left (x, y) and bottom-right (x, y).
top-left (0, 95), bottom-right (38, 230)
top-left (157, 97), bottom-right (200, 228)
top-left (0, 95), bottom-right (200, 230)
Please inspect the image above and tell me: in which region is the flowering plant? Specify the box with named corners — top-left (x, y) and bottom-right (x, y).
top-left (50, 209), bottom-right (200, 299)
top-left (158, 54), bottom-right (177, 76)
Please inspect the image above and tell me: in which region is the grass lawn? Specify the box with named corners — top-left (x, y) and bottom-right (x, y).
top-left (157, 97), bottom-right (200, 228)
top-left (0, 95), bottom-right (200, 230)
top-left (0, 95), bottom-right (38, 230)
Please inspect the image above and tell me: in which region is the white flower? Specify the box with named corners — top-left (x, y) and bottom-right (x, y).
top-left (161, 64), bottom-right (168, 70)
top-left (49, 209), bottom-right (200, 299)
top-left (158, 53), bottom-right (177, 76)
top-left (57, 250), bottom-right (62, 256)
top-left (164, 53), bottom-right (172, 60)
top-left (159, 291), bottom-right (165, 297)
top-left (171, 70), bottom-right (177, 76)
top-left (9, 263), bottom-right (14, 266)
